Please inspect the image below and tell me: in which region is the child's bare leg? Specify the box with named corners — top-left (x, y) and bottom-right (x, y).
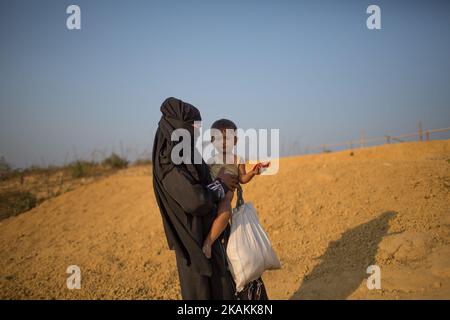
top-left (202, 191), bottom-right (233, 258)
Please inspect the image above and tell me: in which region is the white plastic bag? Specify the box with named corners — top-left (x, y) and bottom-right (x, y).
top-left (226, 202), bottom-right (281, 292)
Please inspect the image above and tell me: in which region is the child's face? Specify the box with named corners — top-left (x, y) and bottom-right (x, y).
top-left (211, 128), bottom-right (237, 154)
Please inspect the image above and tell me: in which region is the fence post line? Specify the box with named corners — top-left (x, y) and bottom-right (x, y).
top-left (301, 126), bottom-right (449, 156)
top-left (360, 130), bottom-right (365, 148)
top-left (418, 121), bottom-right (423, 141)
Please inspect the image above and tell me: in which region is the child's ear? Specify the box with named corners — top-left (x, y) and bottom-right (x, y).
top-left (211, 136), bottom-right (215, 143)
top-left (234, 136), bottom-right (238, 145)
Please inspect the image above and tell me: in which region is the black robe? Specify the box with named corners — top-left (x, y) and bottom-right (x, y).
top-left (152, 97), bottom-right (235, 299)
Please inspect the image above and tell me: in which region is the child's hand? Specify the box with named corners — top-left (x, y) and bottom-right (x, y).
top-left (217, 167), bottom-right (239, 191)
top-left (252, 162), bottom-right (270, 175)
top-left (252, 167), bottom-right (261, 175)
top-left (251, 163), bottom-right (261, 175)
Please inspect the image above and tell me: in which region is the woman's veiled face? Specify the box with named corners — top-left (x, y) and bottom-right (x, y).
top-left (160, 97), bottom-right (202, 127)
top-left (161, 98), bottom-right (203, 141)
top-left (158, 98), bottom-right (207, 168)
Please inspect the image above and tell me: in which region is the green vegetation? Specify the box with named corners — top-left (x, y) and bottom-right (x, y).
top-left (0, 191), bottom-right (37, 220)
top-left (69, 160), bottom-right (96, 179)
top-left (102, 153), bottom-right (129, 169)
top-left (0, 157), bottom-right (13, 181)
top-left (0, 153), bottom-right (132, 218)
top-left (133, 158), bottom-right (152, 166)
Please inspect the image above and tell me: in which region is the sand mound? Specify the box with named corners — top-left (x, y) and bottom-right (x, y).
top-left (1, 140), bottom-right (449, 299)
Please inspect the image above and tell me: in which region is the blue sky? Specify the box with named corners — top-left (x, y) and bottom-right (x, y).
top-left (1, 0), bottom-right (450, 167)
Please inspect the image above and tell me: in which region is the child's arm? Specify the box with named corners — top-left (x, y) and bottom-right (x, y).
top-left (238, 162), bottom-right (271, 184)
top-left (238, 163), bottom-right (258, 184)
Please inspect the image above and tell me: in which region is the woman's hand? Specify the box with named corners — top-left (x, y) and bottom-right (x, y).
top-left (217, 167), bottom-right (239, 191)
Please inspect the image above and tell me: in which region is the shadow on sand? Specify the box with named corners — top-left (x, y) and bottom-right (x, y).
top-left (290, 211), bottom-right (397, 300)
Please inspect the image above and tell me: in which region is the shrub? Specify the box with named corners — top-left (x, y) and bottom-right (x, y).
top-left (0, 157), bottom-right (13, 181)
top-left (102, 153), bottom-right (128, 169)
top-left (23, 165), bottom-right (59, 177)
top-left (133, 158), bottom-right (152, 166)
top-left (0, 191), bottom-right (37, 220)
top-left (70, 160), bottom-right (95, 179)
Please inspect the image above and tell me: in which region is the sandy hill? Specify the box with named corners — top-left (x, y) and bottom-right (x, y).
top-left (1, 140), bottom-right (449, 299)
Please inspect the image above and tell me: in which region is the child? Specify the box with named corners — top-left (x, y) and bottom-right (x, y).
top-left (202, 119), bottom-right (269, 258)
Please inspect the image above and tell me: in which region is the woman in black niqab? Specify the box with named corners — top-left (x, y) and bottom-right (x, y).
top-left (152, 97), bottom-right (236, 300)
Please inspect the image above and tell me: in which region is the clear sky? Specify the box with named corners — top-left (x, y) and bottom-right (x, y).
top-left (1, 0), bottom-right (450, 168)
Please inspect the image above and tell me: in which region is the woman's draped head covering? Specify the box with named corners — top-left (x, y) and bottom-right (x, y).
top-left (153, 97), bottom-right (210, 184)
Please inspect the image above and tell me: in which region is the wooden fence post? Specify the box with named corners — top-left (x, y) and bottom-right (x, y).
top-left (418, 121), bottom-right (423, 141)
top-left (360, 130), bottom-right (365, 148)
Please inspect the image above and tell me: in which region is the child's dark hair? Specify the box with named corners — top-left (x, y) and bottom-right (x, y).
top-left (211, 119), bottom-right (237, 131)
